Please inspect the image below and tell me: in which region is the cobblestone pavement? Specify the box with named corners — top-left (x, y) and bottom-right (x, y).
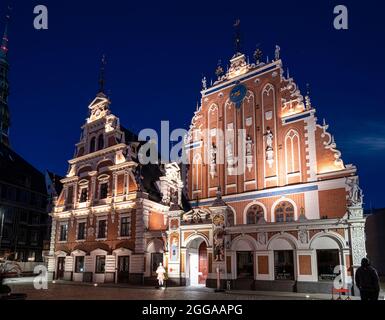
top-left (4, 279), bottom-right (345, 300)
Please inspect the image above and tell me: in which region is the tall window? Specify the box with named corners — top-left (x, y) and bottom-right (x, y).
top-left (80, 188), bottom-right (88, 203)
top-left (285, 130), bottom-right (301, 174)
top-left (97, 134), bottom-right (104, 150)
top-left (77, 222), bottom-right (86, 240)
top-left (100, 183), bottom-right (108, 199)
top-left (59, 224), bottom-right (68, 242)
top-left (246, 205), bottom-right (264, 224)
top-left (120, 217), bottom-right (130, 237)
top-left (95, 256), bottom-right (106, 273)
top-left (98, 220), bottom-right (107, 239)
top-left (75, 256), bottom-right (85, 273)
top-left (90, 137), bottom-right (96, 153)
top-left (275, 201), bottom-right (295, 223)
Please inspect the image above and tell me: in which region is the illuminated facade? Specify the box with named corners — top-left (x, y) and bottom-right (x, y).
top-left (47, 89), bottom-right (185, 284)
top-left (181, 45), bottom-right (366, 293)
top-left (48, 46), bottom-right (366, 294)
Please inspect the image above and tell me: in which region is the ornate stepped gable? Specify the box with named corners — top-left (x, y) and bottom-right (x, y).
top-left (185, 46), bottom-right (354, 203)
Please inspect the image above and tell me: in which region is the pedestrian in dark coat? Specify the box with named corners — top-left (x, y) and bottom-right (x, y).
top-left (355, 258), bottom-right (380, 301)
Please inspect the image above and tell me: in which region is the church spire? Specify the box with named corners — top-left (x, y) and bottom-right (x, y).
top-left (0, 7), bottom-right (11, 146)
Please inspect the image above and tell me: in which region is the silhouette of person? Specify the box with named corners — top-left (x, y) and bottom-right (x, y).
top-left (355, 258), bottom-right (380, 301)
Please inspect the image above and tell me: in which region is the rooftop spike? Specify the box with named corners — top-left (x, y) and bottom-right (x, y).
top-left (233, 19), bottom-right (241, 55)
top-left (98, 54), bottom-right (107, 95)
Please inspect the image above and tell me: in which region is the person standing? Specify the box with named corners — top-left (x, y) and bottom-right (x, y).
top-left (156, 263), bottom-right (166, 288)
top-left (355, 258), bottom-right (380, 301)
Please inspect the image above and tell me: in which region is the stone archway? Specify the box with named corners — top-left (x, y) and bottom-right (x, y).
top-left (185, 235), bottom-right (209, 287)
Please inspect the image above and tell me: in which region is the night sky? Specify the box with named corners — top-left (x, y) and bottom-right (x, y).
top-left (2, 1), bottom-right (385, 209)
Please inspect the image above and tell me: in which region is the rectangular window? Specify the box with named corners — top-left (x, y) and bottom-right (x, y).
top-left (77, 222), bottom-right (86, 240)
top-left (100, 183), bottom-right (108, 199)
top-left (317, 249), bottom-right (340, 281)
top-left (274, 250), bottom-right (294, 280)
top-left (80, 188), bottom-right (88, 203)
top-left (95, 256), bottom-right (106, 273)
top-left (59, 224), bottom-right (68, 242)
top-left (30, 231), bottom-right (39, 243)
top-left (66, 186), bottom-right (74, 205)
top-left (75, 256), bottom-right (85, 273)
top-left (120, 217), bottom-right (130, 237)
top-left (236, 252), bottom-right (254, 279)
top-left (98, 220), bottom-right (107, 239)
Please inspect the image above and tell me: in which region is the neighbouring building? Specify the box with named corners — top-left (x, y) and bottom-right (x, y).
top-left (48, 27), bottom-right (367, 295)
top-left (0, 14), bottom-right (49, 263)
top-left (47, 75), bottom-right (186, 284)
top-left (365, 208), bottom-right (385, 277)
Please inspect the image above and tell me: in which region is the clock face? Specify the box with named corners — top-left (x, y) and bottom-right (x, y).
top-left (230, 84), bottom-right (247, 108)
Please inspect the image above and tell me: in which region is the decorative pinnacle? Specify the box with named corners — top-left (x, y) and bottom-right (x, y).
top-left (215, 59), bottom-right (224, 78)
top-left (253, 47), bottom-right (262, 64)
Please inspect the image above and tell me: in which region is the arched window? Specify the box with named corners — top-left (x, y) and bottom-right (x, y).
top-left (285, 130), bottom-right (301, 174)
top-left (90, 137), bottom-right (96, 153)
top-left (97, 134), bottom-right (104, 150)
top-left (275, 201), bottom-right (295, 223)
top-left (246, 205), bottom-right (264, 224)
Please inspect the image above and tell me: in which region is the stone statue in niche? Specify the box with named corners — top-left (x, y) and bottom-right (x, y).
top-left (209, 143), bottom-right (217, 178)
top-left (226, 140), bottom-right (235, 175)
top-left (264, 128), bottom-right (274, 168)
top-left (246, 136), bottom-right (254, 172)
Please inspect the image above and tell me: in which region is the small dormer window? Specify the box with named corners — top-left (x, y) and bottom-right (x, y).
top-left (90, 137), bottom-right (96, 153)
top-left (97, 134), bottom-right (104, 150)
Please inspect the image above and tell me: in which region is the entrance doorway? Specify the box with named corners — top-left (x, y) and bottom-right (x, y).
top-left (117, 256), bottom-right (130, 283)
top-left (186, 237), bottom-right (208, 286)
top-left (56, 257), bottom-right (65, 280)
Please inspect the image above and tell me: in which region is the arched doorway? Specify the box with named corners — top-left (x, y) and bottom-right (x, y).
top-left (186, 236), bottom-right (208, 286)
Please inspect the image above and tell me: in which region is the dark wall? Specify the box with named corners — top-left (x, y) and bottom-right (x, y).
top-left (365, 209), bottom-right (385, 277)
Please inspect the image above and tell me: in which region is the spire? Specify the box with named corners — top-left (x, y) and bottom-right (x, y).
top-left (233, 19), bottom-right (241, 55)
top-left (0, 6), bottom-right (10, 60)
top-left (98, 54), bottom-right (107, 95)
top-left (0, 7), bottom-right (11, 146)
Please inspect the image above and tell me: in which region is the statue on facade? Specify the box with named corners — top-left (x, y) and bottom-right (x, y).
top-left (265, 128), bottom-right (274, 168)
top-left (246, 136), bottom-right (253, 172)
top-left (275, 45), bottom-right (281, 61)
top-left (202, 77), bottom-right (207, 90)
top-left (209, 143), bottom-right (217, 178)
top-left (348, 178), bottom-right (363, 207)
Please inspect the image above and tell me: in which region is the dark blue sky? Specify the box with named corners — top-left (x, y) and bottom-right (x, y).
top-left (2, 0), bottom-right (385, 208)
